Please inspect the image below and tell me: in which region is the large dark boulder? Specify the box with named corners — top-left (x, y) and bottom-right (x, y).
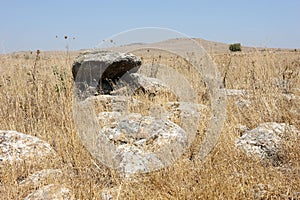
top-left (72, 50), bottom-right (141, 96)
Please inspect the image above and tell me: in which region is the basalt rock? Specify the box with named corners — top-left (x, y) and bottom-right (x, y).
top-left (72, 50), bottom-right (141, 96)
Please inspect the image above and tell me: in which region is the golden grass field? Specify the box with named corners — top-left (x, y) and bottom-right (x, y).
top-left (0, 44), bottom-right (299, 199)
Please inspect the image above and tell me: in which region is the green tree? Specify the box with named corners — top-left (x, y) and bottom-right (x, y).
top-left (229, 43), bottom-right (242, 52)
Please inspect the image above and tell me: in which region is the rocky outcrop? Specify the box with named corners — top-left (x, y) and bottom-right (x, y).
top-left (75, 94), bottom-right (203, 175)
top-left (72, 50), bottom-right (141, 96)
top-left (0, 130), bottom-right (56, 164)
top-left (100, 113), bottom-right (187, 147)
top-left (236, 122), bottom-right (299, 165)
top-left (98, 112), bottom-right (188, 175)
top-left (72, 50), bottom-right (203, 175)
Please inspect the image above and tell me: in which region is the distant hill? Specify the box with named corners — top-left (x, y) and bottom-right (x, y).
top-left (102, 37), bottom-right (257, 54)
top-left (4, 38), bottom-right (295, 56)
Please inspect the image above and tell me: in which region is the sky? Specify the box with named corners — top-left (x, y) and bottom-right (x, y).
top-left (0, 0), bottom-right (299, 53)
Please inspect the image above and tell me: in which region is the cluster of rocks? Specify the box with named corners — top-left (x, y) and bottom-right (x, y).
top-left (73, 51), bottom-right (300, 176)
top-left (73, 50), bottom-right (203, 176)
top-left (0, 130), bottom-right (74, 199)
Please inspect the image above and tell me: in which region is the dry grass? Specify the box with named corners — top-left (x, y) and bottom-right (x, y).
top-left (0, 48), bottom-right (299, 199)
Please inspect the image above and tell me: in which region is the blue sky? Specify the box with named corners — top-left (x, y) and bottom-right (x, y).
top-left (1, 0), bottom-right (299, 53)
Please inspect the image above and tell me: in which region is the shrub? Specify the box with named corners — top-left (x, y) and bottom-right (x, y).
top-left (229, 43), bottom-right (242, 52)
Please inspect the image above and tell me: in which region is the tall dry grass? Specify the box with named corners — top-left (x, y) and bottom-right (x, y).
top-left (0, 49), bottom-right (299, 199)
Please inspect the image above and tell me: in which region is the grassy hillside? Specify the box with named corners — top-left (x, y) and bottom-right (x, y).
top-left (0, 41), bottom-right (299, 199)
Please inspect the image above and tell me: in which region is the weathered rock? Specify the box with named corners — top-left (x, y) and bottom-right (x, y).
top-left (116, 144), bottom-right (165, 175)
top-left (24, 184), bottom-right (73, 200)
top-left (98, 111), bottom-right (122, 129)
top-left (123, 73), bottom-right (176, 99)
top-left (72, 50), bottom-right (141, 95)
top-left (94, 100), bottom-right (207, 175)
top-left (101, 113), bottom-right (187, 150)
top-left (148, 104), bottom-right (169, 120)
top-left (19, 169), bottom-right (62, 188)
top-left (0, 130), bottom-right (55, 164)
top-left (236, 122), bottom-right (300, 165)
top-left (98, 113), bottom-right (187, 174)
